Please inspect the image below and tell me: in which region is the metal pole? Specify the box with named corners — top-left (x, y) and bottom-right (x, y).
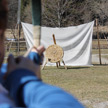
top-left (96, 19), bottom-right (102, 65)
top-left (17, 0), bottom-right (21, 55)
top-left (17, 0), bottom-right (21, 24)
top-left (31, 0), bottom-right (41, 47)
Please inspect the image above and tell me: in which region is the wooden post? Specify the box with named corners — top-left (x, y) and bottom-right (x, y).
top-left (96, 19), bottom-right (102, 65)
top-left (53, 34), bottom-right (56, 44)
top-left (52, 34), bottom-right (60, 68)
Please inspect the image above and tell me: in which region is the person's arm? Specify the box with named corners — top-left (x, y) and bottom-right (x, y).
top-left (4, 68), bottom-right (84, 108)
top-left (3, 46), bottom-right (84, 108)
top-left (0, 104), bottom-right (12, 108)
top-left (0, 64), bottom-right (7, 83)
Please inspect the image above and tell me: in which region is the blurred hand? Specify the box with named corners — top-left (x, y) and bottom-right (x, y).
top-left (31, 46), bottom-right (45, 56)
top-left (8, 55), bottom-right (39, 74)
top-left (31, 46), bottom-right (45, 65)
top-left (4, 46), bottom-right (45, 79)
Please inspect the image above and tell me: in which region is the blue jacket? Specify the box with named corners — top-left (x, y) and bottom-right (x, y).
top-left (0, 53), bottom-right (84, 108)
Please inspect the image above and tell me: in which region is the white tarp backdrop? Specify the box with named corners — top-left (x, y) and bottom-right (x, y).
top-left (22, 21), bottom-right (94, 66)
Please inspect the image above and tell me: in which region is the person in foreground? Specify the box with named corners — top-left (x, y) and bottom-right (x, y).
top-left (0, 0), bottom-right (85, 107)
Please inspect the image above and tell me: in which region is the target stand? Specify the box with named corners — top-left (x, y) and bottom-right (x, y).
top-left (42, 34), bottom-right (67, 70)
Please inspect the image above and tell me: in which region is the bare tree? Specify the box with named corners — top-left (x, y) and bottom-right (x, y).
top-left (7, 0), bottom-right (18, 39)
top-left (42, 0), bottom-right (79, 27)
top-left (8, 0), bottom-right (108, 28)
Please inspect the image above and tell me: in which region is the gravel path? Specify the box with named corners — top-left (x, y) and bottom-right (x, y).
top-left (82, 100), bottom-right (108, 108)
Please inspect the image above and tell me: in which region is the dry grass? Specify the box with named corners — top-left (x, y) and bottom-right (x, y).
top-left (4, 30), bottom-right (108, 108)
top-left (94, 26), bottom-right (108, 33)
top-left (42, 65), bottom-right (108, 108)
top-left (92, 49), bottom-right (108, 54)
top-left (92, 39), bottom-right (108, 49)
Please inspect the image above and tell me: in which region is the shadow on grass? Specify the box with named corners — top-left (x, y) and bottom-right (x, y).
top-left (45, 66), bottom-right (90, 70)
top-left (67, 66), bottom-right (90, 69)
top-left (93, 64), bottom-right (108, 66)
top-left (42, 66), bottom-right (90, 70)
top-left (42, 64), bottom-right (108, 70)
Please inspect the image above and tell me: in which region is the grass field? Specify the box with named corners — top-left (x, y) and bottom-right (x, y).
top-left (42, 66), bottom-right (108, 108)
top-left (4, 38), bottom-right (108, 108)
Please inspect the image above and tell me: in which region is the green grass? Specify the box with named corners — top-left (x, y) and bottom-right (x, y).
top-left (4, 39), bottom-right (108, 108)
top-left (42, 66), bottom-right (108, 108)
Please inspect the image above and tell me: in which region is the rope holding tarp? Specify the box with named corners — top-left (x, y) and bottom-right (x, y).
top-left (31, 0), bottom-right (41, 47)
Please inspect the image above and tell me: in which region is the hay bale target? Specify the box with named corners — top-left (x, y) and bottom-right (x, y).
top-left (42, 34), bottom-right (67, 70)
top-left (45, 44), bottom-right (64, 63)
